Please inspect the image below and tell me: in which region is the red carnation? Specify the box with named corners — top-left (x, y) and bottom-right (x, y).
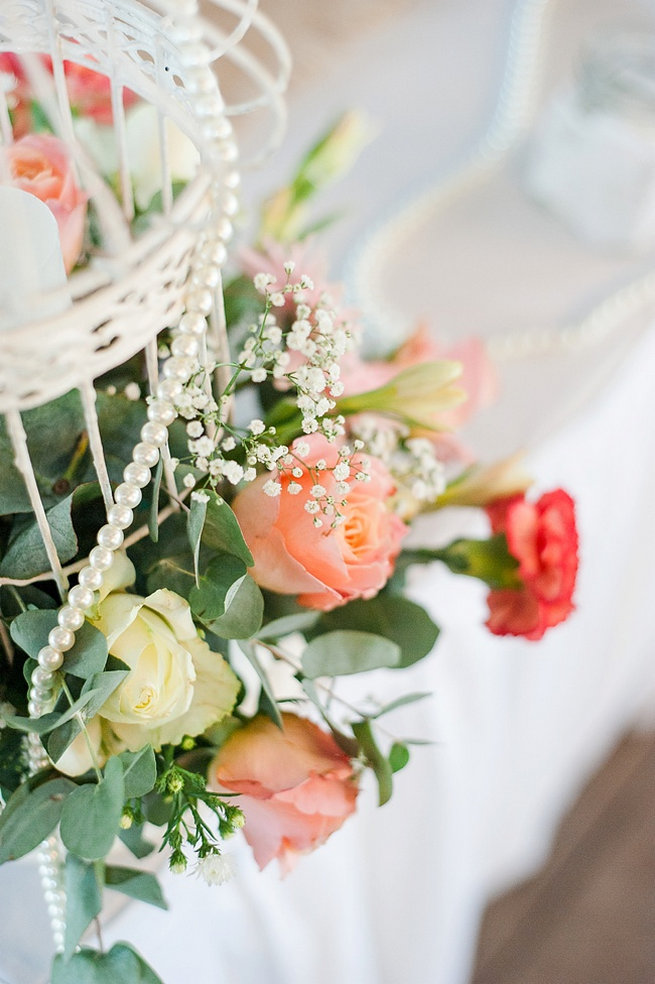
top-left (485, 489), bottom-right (578, 641)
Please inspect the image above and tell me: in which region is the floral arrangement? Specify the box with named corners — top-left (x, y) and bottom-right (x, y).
top-left (0, 57), bottom-right (579, 983)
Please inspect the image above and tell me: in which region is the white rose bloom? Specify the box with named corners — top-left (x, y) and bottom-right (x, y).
top-left (91, 587), bottom-right (239, 753)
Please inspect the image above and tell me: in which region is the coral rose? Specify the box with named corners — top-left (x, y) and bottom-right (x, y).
top-left (211, 713), bottom-right (358, 873)
top-left (232, 434), bottom-right (408, 611)
top-left (2, 133), bottom-right (87, 272)
top-left (485, 489), bottom-right (579, 641)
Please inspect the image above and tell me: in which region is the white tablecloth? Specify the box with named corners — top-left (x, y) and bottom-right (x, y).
top-left (4, 1), bottom-right (655, 982)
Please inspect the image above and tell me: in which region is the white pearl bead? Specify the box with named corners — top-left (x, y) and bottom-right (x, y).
top-left (89, 546), bottom-right (113, 571)
top-left (28, 700), bottom-right (43, 717)
top-left (213, 117), bottom-right (233, 140)
top-left (194, 264), bottom-right (221, 289)
top-left (68, 584), bottom-right (94, 610)
top-left (133, 442), bottom-right (160, 468)
top-left (58, 605), bottom-right (85, 631)
top-left (225, 170), bottom-right (240, 190)
top-left (32, 665), bottom-right (54, 686)
top-left (147, 400), bottom-right (176, 426)
top-left (185, 66), bottom-right (214, 94)
top-left (115, 482), bottom-right (142, 508)
top-left (222, 193), bottom-right (239, 217)
top-left (123, 462), bottom-right (151, 488)
top-left (141, 421), bottom-right (168, 447)
top-left (195, 94), bottom-right (223, 118)
top-left (178, 312), bottom-right (206, 336)
top-left (180, 42), bottom-right (212, 67)
top-left (30, 685), bottom-right (52, 703)
top-left (107, 504), bottom-right (133, 529)
top-left (218, 141), bottom-right (238, 164)
top-left (171, 335), bottom-right (199, 358)
top-left (163, 356), bottom-right (195, 382)
top-left (48, 626), bottom-right (74, 652)
top-left (37, 645), bottom-right (63, 670)
top-left (216, 217), bottom-right (234, 241)
top-left (200, 242), bottom-right (227, 266)
top-left (185, 287), bottom-right (213, 314)
top-left (97, 524), bottom-right (124, 550)
top-left (78, 565), bottom-right (103, 590)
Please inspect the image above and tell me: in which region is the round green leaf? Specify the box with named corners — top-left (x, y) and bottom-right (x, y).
top-left (60, 757), bottom-right (125, 860)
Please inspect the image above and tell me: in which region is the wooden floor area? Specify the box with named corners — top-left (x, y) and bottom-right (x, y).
top-left (471, 732), bottom-right (655, 984)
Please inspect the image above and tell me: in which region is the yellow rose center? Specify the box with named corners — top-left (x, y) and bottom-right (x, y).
top-left (135, 685), bottom-right (157, 712)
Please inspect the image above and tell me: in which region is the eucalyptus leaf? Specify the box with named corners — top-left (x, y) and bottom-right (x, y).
top-left (60, 756), bottom-right (125, 860)
top-left (201, 493), bottom-right (254, 566)
top-left (119, 746), bottom-right (157, 800)
top-left (63, 855), bottom-right (102, 960)
top-left (301, 631), bottom-right (401, 679)
top-left (105, 866), bottom-right (167, 910)
top-left (205, 574), bottom-right (263, 640)
top-left (314, 596), bottom-right (439, 669)
top-left (370, 692), bottom-right (433, 720)
top-left (187, 495), bottom-right (208, 586)
top-left (238, 642), bottom-right (282, 728)
top-left (51, 943), bottom-right (164, 984)
top-left (255, 611), bottom-right (320, 641)
top-left (148, 458), bottom-right (164, 544)
top-left (352, 719), bottom-right (393, 806)
top-left (145, 556), bottom-right (196, 597)
top-left (189, 553), bottom-right (247, 622)
top-left (0, 776), bottom-right (75, 863)
top-left (118, 824), bottom-right (155, 860)
top-left (10, 611), bottom-right (108, 680)
top-left (0, 496), bottom-right (78, 579)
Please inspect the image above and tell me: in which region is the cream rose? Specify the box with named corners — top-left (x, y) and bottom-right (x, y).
top-left (86, 559), bottom-right (239, 753)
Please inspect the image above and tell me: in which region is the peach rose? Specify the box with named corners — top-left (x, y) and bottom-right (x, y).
top-left (3, 133), bottom-right (87, 272)
top-left (232, 434), bottom-right (408, 611)
top-left (211, 713), bottom-right (358, 873)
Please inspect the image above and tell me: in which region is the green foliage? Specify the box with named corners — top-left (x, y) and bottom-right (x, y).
top-left (148, 458), bottom-right (164, 544)
top-left (0, 496), bottom-right (78, 579)
top-left (0, 775), bottom-right (75, 863)
top-left (105, 866), bottom-right (167, 909)
top-left (301, 631), bottom-right (401, 679)
top-left (189, 553), bottom-right (248, 622)
top-left (201, 493), bottom-right (253, 566)
top-left (403, 535), bottom-right (522, 590)
top-left (119, 747), bottom-right (157, 800)
top-left (63, 855), bottom-right (102, 960)
top-left (238, 642), bottom-right (283, 728)
top-left (388, 742), bottom-right (410, 774)
top-left (60, 757), bottom-right (125, 860)
top-left (51, 943), bottom-right (164, 984)
top-left (118, 823), bottom-right (156, 860)
top-left (187, 495), bottom-right (208, 586)
top-left (313, 596), bottom-right (439, 668)
top-left (351, 719), bottom-right (393, 807)
top-left (204, 574), bottom-right (263, 640)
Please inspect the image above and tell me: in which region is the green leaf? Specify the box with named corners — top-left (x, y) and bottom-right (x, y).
top-left (369, 692), bottom-right (433, 719)
top-left (187, 495), bottom-right (208, 586)
top-left (201, 493), bottom-right (254, 566)
top-left (105, 866), bottom-right (167, 910)
top-left (300, 679), bottom-right (360, 756)
top-left (189, 553), bottom-right (247, 622)
top-left (10, 611), bottom-right (108, 679)
top-left (46, 670), bottom-right (127, 762)
top-left (0, 776), bottom-right (75, 863)
top-left (352, 718), bottom-right (393, 806)
top-left (238, 642), bottom-right (282, 728)
top-left (148, 457), bottom-right (163, 544)
top-left (301, 631), bottom-right (401, 679)
top-left (62, 622), bottom-right (109, 679)
top-left (145, 556), bottom-right (196, 597)
top-left (0, 495), bottom-right (78, 579)
top-left (205, 574), bottom-right (263, 640)
top-left (388, 742), bottom-right (410, 774)
top-left (255, 611), bottom-right (320, 641)
top-left (60, 756), bottom-right (125, 860)
top-left (63, 855), bottom-right (102, 960)
top-left (119, 746), bottom-right (157, 800)
top-left (314, 596), bottom-right (439, 669)
top-left (118, 824), bottom-right (155, 860)
top-left (51, 943), bottom-right (164, 984)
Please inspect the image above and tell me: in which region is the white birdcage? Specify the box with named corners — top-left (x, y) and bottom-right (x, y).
top-left (0, 0), bottom-right (289, 956)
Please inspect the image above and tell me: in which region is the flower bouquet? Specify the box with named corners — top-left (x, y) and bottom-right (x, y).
top-left (0, 30), bottom-right (579, 984)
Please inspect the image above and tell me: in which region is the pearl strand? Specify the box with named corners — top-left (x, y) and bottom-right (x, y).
top-left (24, 0), bottom-right (239, 957)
